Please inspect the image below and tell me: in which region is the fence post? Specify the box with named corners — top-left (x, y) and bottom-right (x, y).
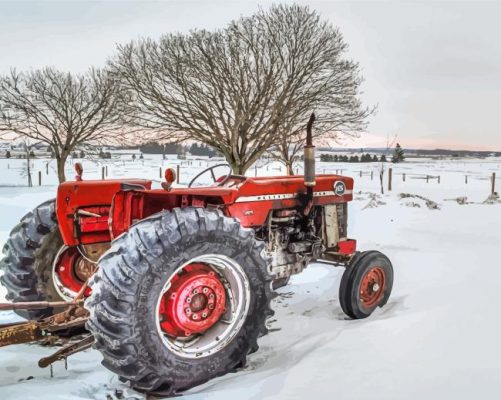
top-left (101, 166), bottom-right (105, 180)
top-left (176, 165), bottom-right (180, 184)
top-left (465, 175), bottom-right (468, 184)
top-left (359, 170), bottom-right (362, 178)
top-left (46, 163), bottom-right (49, 175)
top-left (388, 168), bottom-right (393, 191)
top-left (371, 170), bottom-right (374, 180)
top-left (105, 165), bottom-right (108, 177)
top-left (159, 167), bottom-right (162, 178)
top-left (255, 165), bottom-right (258, 176)
top-left (492, 172), bottom-right (496, 194)
top-left (438, 176), bottom-right (441, 184)
top-left (403, 173), bottom-right (406, 182)
top-left (426, 175), bottom-right (429, 183)
top-left (38, 171), bottom-right (42, 186)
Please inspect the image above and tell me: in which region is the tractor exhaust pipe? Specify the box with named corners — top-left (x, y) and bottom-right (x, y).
top-left (304, 113), bottom-right (316, 189)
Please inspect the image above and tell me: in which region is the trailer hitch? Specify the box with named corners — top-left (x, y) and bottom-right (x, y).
top-left (38, 334), bottom-right (94, 368)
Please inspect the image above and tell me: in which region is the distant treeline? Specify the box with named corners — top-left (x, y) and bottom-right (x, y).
top-left (414, 149), bottom-right (501, 157)
top-left (139, 142), bottom-right (220, 157)
top-left (318, 147), bottom-right (501, 158)
top-left (320, 153), bottom-right (386, 162)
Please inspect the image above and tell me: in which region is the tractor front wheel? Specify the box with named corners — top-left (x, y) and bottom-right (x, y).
top-left (85, 208), bottom-right (273, 395)
top-left (339, 251), bottom-right (394, 319)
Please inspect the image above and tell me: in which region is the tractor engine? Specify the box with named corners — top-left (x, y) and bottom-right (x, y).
top-left (257, 206), bottom-right (330, 280)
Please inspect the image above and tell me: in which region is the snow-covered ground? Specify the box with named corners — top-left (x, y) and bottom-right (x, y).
top-left (1, 158), bottom-right (500, 399)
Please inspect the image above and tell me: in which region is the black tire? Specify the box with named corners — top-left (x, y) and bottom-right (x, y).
top-left (85, 207), bottom-right (273, 395)
top-left (272, 276), bottom-right (290, 290)
top-left (339, 251), bottom-right (393, 319)
top-left (0, 199), bottom-right (65, 320)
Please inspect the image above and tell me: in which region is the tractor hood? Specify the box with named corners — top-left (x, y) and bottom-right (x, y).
top-left (56, 179), bottom-right (152, 246)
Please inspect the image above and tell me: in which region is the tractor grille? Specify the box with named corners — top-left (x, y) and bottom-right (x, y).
top-left (336, 203), bottom-right (348, 240)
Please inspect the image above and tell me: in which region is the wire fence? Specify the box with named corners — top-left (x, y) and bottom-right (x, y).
top-left (1, 157), bottom-right (499, 200)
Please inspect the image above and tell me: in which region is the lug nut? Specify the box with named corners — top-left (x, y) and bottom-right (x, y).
top-left (186, 297), bottom-right (192, 303)
top-left (193, 289), bottom-right (199, 295)
top-left (186, 308), bottom-right (191, 314)
top-left (208, 304), bottom-right (214, 310)
top-left (203, 287), bottom-right (209, 294)
top-left (209, 294), bottom-right (215, 299)
top-left (373, 283), bottom-right (380, 291)
top-left (192, 314), bottom-right (198, 320)
top-left (202, 313), bottom-right (207, 318)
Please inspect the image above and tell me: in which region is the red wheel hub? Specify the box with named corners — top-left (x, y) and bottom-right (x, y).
top-left (54, 247), bottom-right (92, 296)
top-left (158, 263), bottom-right (227, 337)
top-left (360, 267), bottom-right (386, 307)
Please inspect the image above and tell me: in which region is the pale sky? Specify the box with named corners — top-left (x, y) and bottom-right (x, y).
top-left (0, 0), bottom-right (500, 151)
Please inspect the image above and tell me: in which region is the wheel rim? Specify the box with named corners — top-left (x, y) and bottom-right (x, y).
top-left (52, 246), bottom-right (93, 300)
top-left (155, 254), bottom-right (251, 359)
top-left (359, 267), bottom-right (386, 307)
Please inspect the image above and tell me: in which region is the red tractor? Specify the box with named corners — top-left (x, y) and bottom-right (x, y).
top-left (0, 116), bottom-right (393, 396)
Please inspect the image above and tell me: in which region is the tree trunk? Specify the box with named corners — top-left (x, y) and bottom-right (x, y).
top-left (56, 155), bottom-right (68, 183)
top-left (285, 161), bottom-right (294, 176)
top-left (26, 152), bottom-right (32, 187)
top-left (229, 160), bottom-right (247, 175)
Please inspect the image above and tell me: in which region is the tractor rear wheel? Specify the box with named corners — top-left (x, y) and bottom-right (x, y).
top-left (85, 207), bottom-right (273, 395)
top-left (339, 251), bottom-right (393, 319)
top-left (0, 199), bottom-right (94, 320)
top-left (0, 200), bottom-right (65, 319)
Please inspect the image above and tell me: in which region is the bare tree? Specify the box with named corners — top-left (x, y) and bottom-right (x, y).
top-left (0, 67), bottom-right (126, 182)
top-left (264, 4), bottom-right (373, 174)
top-left (112, 4), bottom-right (371, 174)
top-left (21, 140), bottom-right (34, 187)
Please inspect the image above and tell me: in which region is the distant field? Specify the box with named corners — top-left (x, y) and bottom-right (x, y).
top-left (0, 155), bottom-right (499, 204)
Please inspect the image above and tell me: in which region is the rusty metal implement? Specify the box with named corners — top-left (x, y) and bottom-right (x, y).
top-left (0, 299), bottom-right (88, 347)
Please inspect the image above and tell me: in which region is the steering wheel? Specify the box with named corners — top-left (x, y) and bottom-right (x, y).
top-left (188, 164), bottom-right (246, 188)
